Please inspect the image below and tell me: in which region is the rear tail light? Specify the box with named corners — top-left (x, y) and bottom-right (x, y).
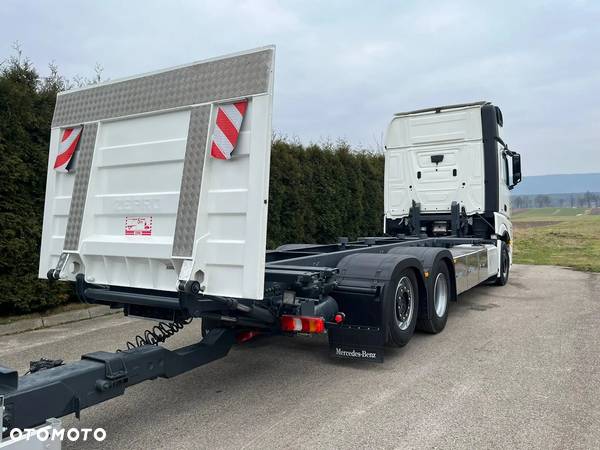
top-left (280, 315), bottom-right (325, 334)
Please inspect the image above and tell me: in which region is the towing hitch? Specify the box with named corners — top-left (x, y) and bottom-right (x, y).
top-left (1, 328), bottom-right (235, 434)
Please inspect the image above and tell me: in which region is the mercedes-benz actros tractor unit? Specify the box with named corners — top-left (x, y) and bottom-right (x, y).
top-left (1, 47), bottom-right (522, 440)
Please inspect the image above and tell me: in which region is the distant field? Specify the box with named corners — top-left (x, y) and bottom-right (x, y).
top-left (512, 208), bottom-right (600, 272)
top-left (513, 207), bottom-right (589, 220)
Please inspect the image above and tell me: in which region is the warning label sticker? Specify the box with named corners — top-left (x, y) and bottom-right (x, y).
top-left (125, 216), bottom-right (153, 236)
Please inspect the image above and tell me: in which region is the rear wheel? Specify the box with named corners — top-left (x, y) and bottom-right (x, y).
top-left (495, 242), bottom-right (510, 286)
top-left (386, 269), bottom-right (419, 347)
top-left (418, 262), bottom-right (450, 334)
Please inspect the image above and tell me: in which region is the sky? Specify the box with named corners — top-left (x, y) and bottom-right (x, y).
top-left (1, 0), bottom-right (599, 176)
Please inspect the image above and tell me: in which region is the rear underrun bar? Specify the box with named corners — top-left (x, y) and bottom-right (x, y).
top-left (0, 328), bottom-right (236, 433)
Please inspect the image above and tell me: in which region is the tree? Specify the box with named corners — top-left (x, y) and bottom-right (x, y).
top-left (0, 44), bottom-right (110, 315)
top-left (534, 194), bottom-right (551, 208)
top-left (512, 195), bottom-right (524, 209)
top-left (0, 46), bottom-right (75, 314)
top-left (266, 139), bottom-right (384, 249)
top-left (584, 191), bottom-right (593, 208)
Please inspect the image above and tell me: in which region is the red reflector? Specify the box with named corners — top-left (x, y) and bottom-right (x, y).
top-left (236, 330), bottom-right (260, 343)
top-left (334, 313), bottom-right (344, 324)
top-left (280, 315), bottom-right (325, 334)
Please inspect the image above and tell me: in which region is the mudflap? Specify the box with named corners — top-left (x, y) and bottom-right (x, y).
top-left (328, 325), bottom-right (386, 363)
top-left (328, 252), bottom-right (424, 363)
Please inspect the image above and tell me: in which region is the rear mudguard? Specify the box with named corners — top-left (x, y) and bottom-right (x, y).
top-left (328, 253), bottom-right (424, 362)
top-left (387, 246), bottom-right (456, 322)
top-left (333, 253), bottom-right (424, 326)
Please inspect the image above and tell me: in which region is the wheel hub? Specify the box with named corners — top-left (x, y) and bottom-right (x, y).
top-left (394, 276), bottom-right (414, 331)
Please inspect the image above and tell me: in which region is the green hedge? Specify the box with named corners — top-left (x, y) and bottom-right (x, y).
top-left (267, 140), bottom-right (384, 248)
top-left (0, 57), bottom-right (74, 315)
top-left (0, 58), bottom-right (385, 316)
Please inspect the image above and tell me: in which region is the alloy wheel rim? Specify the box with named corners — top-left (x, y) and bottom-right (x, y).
top-left (394, 276), bottom-right (415, 331)
top-left (433, 273), bottom-right (448, 317)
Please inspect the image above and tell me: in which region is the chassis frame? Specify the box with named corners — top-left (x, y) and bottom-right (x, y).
top-left (1, 232), bottom-right (495, 434)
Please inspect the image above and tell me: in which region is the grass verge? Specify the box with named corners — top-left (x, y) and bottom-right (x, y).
top-left (513, 215), bottom-right (600, 272)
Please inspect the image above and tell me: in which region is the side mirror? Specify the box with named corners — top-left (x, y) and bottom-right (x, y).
top-left (511, 153), bottom-right (522, 187)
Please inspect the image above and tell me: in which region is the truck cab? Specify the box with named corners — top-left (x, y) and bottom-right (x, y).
top-left (384, 101), bottom-right (522, 241)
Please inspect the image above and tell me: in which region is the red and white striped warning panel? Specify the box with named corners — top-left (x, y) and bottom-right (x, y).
top-left (54, 126), bottom-right (83, 172)
top-left (210, 100), bottom-right (248, 160)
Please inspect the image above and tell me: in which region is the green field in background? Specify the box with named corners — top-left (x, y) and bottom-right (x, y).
top-left (513, 207), bottom-right (590, 220)
top-left (513, 209), bottom-right (600, 272)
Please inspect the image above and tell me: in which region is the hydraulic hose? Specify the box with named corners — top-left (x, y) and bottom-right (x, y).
top-left (212, 297), bottom-right (276, 324)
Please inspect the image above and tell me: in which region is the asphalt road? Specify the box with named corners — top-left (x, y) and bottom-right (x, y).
top-left (2, 265), bottom-right (599, 449)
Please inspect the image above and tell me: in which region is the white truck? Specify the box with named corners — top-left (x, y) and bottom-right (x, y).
top-left (1, 47), bottom-right (521, 439)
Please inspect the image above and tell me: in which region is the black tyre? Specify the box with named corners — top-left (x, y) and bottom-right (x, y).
top-left (495, 242), bottom-right (510, 286)
top-left (386, 269), bottom-right (420, 347)
top-left (418, 262), bottom-right (450, 334)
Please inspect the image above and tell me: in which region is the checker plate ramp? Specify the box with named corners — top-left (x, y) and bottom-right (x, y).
top-left (39, 47), bottom-right (275, 299)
